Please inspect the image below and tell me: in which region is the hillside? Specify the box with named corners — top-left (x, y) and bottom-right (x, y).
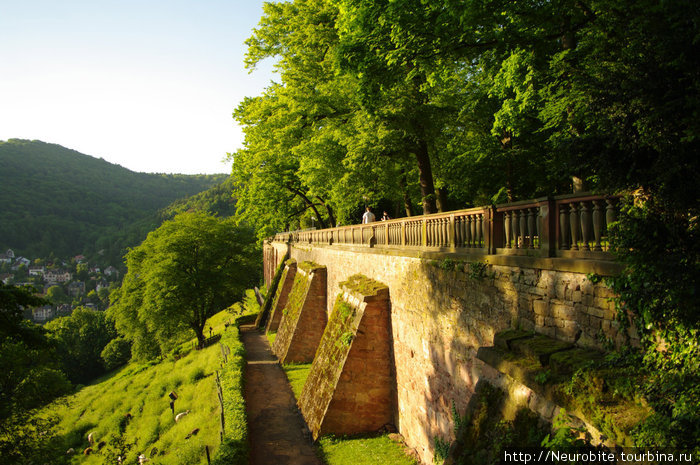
top-left (42, 310), bottom-right (246, 465)
top-left (0, 139), bottom-right (228, 264)
top-left (159, 177), bottom-right (237, 221)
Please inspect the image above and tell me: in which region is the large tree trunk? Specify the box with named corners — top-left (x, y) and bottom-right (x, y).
top-left (399, 172), bottom-right (414, 217)
top-left (415, 139), bottom-right (437, 214)
top-left (436, 187), bottom-right (448, 213)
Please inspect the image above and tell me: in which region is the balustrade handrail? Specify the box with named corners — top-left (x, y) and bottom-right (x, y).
top-left (270, 193), bottom-right (621, 260)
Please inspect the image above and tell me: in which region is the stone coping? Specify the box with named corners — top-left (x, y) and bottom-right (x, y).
top-left (297, 260), bottom-right (325, 273)
top-left (477, 330), bottom-right (649, 447)
top-left (339, 274), bottom-right (389, 302)
top-left (289, 243), bottom-right (623, 276)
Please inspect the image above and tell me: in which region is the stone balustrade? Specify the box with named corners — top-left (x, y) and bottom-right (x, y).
top-left (272, 193), bottom-right (620, 260)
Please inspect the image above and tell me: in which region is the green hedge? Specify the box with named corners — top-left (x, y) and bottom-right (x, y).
top-left (211, 327), bottom-right (248, 465)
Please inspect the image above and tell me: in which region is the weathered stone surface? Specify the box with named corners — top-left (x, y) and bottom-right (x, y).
top-left (510, 334), bottom-right (573, 366)
top-left (272, 264), bottom-right (327, 364)
top-left (298, 278), bottom-right (393, 439)
top-left (266, 260), bottom-right (297, 333)
top-left (264, 241), bottom-right (625, 465)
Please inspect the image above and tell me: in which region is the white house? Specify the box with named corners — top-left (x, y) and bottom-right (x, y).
top-left (28, 266), bottom-right (45, 276)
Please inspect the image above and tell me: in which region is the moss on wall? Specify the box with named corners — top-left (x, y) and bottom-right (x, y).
top-left (299, 294), bottom-right (361, 437)
top-left (298, 260), bottom-right (323, 273)
top-left (272, 272), bottom-right (309, 358)
top-left (449, 381), bottom-right (548, 465)
top-left (255, 257), bottom-right (287, 328)
top-left (340, 274), bottom-right (389, 296)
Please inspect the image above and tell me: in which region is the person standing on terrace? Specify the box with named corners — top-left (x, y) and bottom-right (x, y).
top-left (362, 207), bottom-right (375, 224)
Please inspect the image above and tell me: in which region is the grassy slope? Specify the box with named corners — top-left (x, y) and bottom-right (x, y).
top-left (45, 311), bottom-right (236, 465)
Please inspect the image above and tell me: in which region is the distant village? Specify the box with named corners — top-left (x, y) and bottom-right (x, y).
top-left (0, 248), bottom-right (120, 323)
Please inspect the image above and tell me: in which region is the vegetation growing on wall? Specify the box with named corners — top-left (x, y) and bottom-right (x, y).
top-left (449, 382), bottom-right (547, 465)
top-left (256, 258), bottom-right (288, 328)
top-left (339, 274), bottom-right (388, 296)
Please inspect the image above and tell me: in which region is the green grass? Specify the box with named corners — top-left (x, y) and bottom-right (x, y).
top-left (42, 310), bottom-right (242, 465)
top-left (318, 435), bottom-right (418, 465)
top-left (282, 363), bottom-right (312, 399)
top-left (266, 331), bottom-right (277, 346)
top-left (211, 324), bottom-right (248, 465)
top-left (280, 364), bottom-right (414, 465)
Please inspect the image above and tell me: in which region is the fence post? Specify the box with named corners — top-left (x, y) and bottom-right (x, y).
top-left (540, 197), bottom-right (556, 257)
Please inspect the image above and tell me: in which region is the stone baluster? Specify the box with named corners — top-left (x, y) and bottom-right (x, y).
top-left (511, 211), bottom-right (520, 249)
top-left (438, 219), bottom-right (443, 246)
top-left (462, 216), bottom-right (468, 247)
top-left (470, 215), bottom-right (477, 248)
top-left (464, 216), bottom-right (471, 247)
top-left (559, 204), bottom-right (570, 250)
top-left (442, 218), bottom-right (448, 247)
top-left (569, 203), bottom-right (579, 250)
top-left (477, 214), bottom-right (483, 247)
top-left (504, 211), bottom-right (511, 248)
top-left (592, 200), bottom-right (603, 251)
top-left (605, 198), bottom-right (617, 251)
top-left (519, 209), bottom-right (527, 248)
top-left (527, 208), bottom-right (536, 249)
top-left (580, 201), bottom-right (591, 251)
top-left (454, 217), bottom-right (462, 247)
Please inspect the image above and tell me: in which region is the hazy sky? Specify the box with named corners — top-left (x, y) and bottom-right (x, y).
top-left (0, 0), bottom-right (276, 174)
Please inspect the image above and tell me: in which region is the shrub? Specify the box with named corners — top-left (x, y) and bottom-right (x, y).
top-left (101, 337), bottom-right (132, 371)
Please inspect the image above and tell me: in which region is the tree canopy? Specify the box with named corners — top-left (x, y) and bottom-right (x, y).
top-left (231, 0), bottom-right (699, 235)
top-left (109, 212), bottom-right (260, 358)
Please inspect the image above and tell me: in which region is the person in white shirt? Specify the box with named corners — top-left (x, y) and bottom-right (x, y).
top-left (362, 207), bottom-right (375, 224)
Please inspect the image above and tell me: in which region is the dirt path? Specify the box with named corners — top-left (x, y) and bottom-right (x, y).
top-left (240, 325), bottom-right (322, 465)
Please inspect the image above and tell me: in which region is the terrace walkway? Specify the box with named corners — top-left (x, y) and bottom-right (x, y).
top-left (240, 325), bottom-right (321, 465)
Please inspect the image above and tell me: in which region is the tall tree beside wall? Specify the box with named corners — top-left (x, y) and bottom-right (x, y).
top-left (109, 213), bottom-right (261, 355)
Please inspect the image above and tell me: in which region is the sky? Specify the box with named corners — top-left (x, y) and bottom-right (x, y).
top-left (0, 0), bottom-right (277, 174)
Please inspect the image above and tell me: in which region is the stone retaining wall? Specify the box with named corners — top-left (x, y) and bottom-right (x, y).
top-left (264, 241), bottom-right (629, 464)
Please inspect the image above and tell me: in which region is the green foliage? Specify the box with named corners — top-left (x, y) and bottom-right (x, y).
top-left (282, 363), bottom-right (312, 400)
top-left (211, 327), bottom-right (248, 465)
top-left (160, 177), bottom-right (238, 220)
top-left (45, 320), bottom-right (228, 465)
top-left (45, 307), bottom-right (117, 384)
top-left (540, 409), bottom-right (585, 451)
top-left (433, 436), bottom-right (450, 465)
top-left (317, 434), bottom-right (418, 465)
top-left (257, 259), bottom-right (287, 329)
top-left (534, 369), bottom-right (552, 385)
top-left (109, 212), bottom-right (260, 356)
top-left (0, 283), bottom-right (73, 463)
top-left (599, 195), bottom-right (700, 452)
top-left (453, 383), bottom-right (547, 465)
top-left (101, 337), bottom-right (132, 371)
top-left (0, 139), bottom-right (226, 264)
top-left (467, 262), bottom-right (488, 281)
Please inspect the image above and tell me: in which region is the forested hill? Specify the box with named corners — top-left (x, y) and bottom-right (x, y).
top-left (0, 139), bottom-right (228, 263)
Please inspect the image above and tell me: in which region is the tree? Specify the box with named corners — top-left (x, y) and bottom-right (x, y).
top-left (46, 285), bottom-right (68, 304)
top-left (0, 283), bottom-right (72, 464)
top-left (109, 212), bottom-right (260, 355)
top-left (45, 307), bottom-right (117, 384)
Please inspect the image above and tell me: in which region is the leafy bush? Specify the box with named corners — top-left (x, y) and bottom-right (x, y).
top-left (603, 195), bottom-right (700, 452)
top-left (211, 327), bottom-right (248, 465)
top-left (101, 337), bottom-right (132, 371)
